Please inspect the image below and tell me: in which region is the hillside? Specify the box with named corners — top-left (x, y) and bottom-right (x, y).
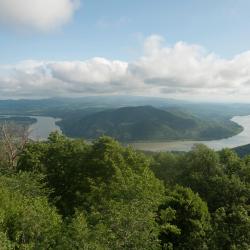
top-left (0, 116), bottom-right (36, 125)
top-left (57, 106), bottom-right (242, 141)
top-left (1, 96), bottom-right (250, 119)
top-left (0, 96), bottom-right (184, 116)
top-left (233, 144), bottom-right (250, 157)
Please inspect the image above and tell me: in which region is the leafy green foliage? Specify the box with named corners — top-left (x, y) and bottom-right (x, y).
top-left (211, 205), bottom-right (250, 250)
top-left (0, 173), bottom-right (62, 249)
top-left (17, 133), bottom-right (165, 249)
top-left (157, 186), bottom-right (211, 249)
top-left (151, 152), bottom-right (182, 186)
top-left (1, 132), bottom-right (250, 249)
top-left (151, 144), bottom-right (250, 249)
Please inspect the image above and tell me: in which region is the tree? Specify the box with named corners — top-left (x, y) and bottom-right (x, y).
top-left (55, 212), bottom-right (102, 250)
top-left (0, 122), bottom-right (29, 171)
top-left (219, 148), bottom-right (244, 176)
top-left (76, 137), bottom-right (165, 249)
top-left (0, 173), bottom-right (62, 249)
top-left (88, 200), bottom-right (161, 250)
top-left (179, 144), bottom-right (222, 190)
top-left (157, 185), bottom-right (211, 250)
top-left (210, 205), bottom-right (250, 250)
top-left (150, 152), bottom-right (181, 186)
top-left (17, 134), bottom-right (165, 248)
top-left (18, 132), bottom-right (90, 215)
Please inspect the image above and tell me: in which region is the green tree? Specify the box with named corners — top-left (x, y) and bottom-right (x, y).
top-left (219, 148), bottom-right (244, 176)
top-left (18, 132), bottom-right (90, 215)
top-left (18, 134), bottom-right (165, 249)
top-left (83, 137), bottom-right (164, 249)
top-left (0, 173), bottom-right (62, 249)
top-left (151, 152), bottom-right (181, 186)
top-left (55, 212), bottom-right (102, 250)
top-left (210, 205), bottom-right (250, 250)
top-left (157, 185), bottom-right (211, 250)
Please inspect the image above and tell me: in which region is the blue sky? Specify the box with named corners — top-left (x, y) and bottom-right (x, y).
top-left (1, 0), bottom-right (250, 63)
top-left (1, 0), bottom-right (250, 101)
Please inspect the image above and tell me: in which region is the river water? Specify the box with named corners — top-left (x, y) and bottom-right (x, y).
top-left (1, 115), bottom-right (250, 151)
top-left (28, 116), bottom-right (62, 140)
top-left (130, 115), bottom-right (250, 152)
top-left (0, 115), bottom-right (62, 140)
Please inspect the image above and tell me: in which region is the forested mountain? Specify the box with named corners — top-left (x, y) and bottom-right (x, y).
top-left (0, 132), bottom-right (250, 249)
top-left (0, 96), bottom-right (183, 115)
top-left (0, 116), bottom-right (36, 126)
top-left (0, 96), bottom-right (248, 142)
top-left (58, 105), bottom-right (242, 141)
top-left (0, 96), bottom-right (250, 118)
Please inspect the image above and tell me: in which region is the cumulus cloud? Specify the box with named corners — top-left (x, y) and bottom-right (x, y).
top-left (1, 35), bottom-right (250, 101)
top-left (0, 0), bottom-right (80, 32)
top-left (128, 36), bottom-right (250, 100)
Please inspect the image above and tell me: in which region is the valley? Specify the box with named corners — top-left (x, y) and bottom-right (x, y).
top-left (1, 97), bottom-right (250, 152)
top-left (57, 105), bottom-right (243, 142)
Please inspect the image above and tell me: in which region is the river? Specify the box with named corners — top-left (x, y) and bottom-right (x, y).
top-left (0, 115), bottom-right (62, 140)
top-left (28, 116), bottom-right (62, 140)
top-left (1, 115), bottom-right (250, 151)
top-left (130, 115), bottom-right (250, 152)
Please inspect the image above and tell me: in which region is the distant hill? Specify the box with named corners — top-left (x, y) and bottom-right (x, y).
top-left (0, 116), bottom-right (36, 127)
top-left (57, 106), bottom-right (243, 141)
top-left (233, 144), bottom-right (250, 157)
top-left (0, 96), bottom-right (186, 115)
top-left (0, 97), bottom-right (248, 142)
top-left (0, 96), bottom-right (250, 120)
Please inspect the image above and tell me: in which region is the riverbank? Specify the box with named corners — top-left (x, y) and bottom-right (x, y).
top-left (1, 114), bottom-right (250, 152)
top-left (129, 115), bottom-right (250, 152)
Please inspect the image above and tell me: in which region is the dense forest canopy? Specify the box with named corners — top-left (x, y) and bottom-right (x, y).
top-left (0, 131), bottom-right (249, 249)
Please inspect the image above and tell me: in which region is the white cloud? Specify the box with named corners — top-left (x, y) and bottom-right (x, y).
top-left (1, 35), bottom-right (250, 101)
top-left (49, 58), bottom-right (128, 85)
top-left (0, 0), bottom-right (80, 32)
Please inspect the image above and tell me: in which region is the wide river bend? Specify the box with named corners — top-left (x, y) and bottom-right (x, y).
top-left (130, 115), bottom-right (250, 152)
top-left (2, 115), bottom-right (250, 152)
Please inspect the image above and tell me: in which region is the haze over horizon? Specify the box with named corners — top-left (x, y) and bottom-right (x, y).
top-left (1, 0), bottom-right (250, 102)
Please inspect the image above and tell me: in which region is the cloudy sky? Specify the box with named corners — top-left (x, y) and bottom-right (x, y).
top-left (1, 0), bottom-right (250, 101)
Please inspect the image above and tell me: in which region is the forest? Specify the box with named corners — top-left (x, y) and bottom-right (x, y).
top-left (57, 106), bottom-right (243, 141)
top-left (0, 130), bottom-right (249, 250)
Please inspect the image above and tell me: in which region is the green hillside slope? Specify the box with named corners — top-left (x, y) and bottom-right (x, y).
top-left (233, 144), bottom-right (250, 157)
top-left (58, 106), bottom-right (242, 141)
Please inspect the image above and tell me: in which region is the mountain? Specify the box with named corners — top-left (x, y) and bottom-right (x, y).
top-left (57, 106), bottom-right (242, 141)
top-left (0, 96), bottom-right (250, 119)
top-left (0, 96), bottom-right (248, 142)
top-left (0, 96), bottom-right (185, 115)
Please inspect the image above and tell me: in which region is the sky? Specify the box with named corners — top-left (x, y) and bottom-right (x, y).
top-left (1, 0), bottom-right (250, 101)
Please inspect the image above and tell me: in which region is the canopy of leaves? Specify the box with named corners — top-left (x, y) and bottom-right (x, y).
top-left (0, 132), bottom-right (249, 249)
